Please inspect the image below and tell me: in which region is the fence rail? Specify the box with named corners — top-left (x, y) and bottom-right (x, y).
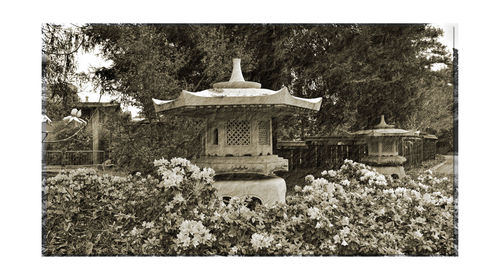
top-left (276, 135), bottom-right (437, 171)
top-left (44, 150), bottom-right (105, 166)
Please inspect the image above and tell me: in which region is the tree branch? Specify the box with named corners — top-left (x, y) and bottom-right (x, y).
top-left (43, 38), bottom-right (84, 56)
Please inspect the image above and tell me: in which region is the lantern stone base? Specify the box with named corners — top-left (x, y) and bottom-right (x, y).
top-left (360, 155), bottom-right (407, 179)
top-left (213, 176), bottom-right (286, 206)
top-left (371, 165), bottom-right (406, 179)
top-left (193, 155), bottom-right (288, 176)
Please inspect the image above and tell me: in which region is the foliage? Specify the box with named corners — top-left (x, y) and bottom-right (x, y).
top-left (44, 158), bottom-right (454, 256)
top-left (405, 154), bottom-right (447, 178)
top-left (408, 66), bottom-right (454, 152)
top-left (42, 24), bottom-right (90, 119)
top-left (82, 24), bottom-right (451, 133)
top-left (45, 121), bottom-right (92, 151)
top-left (103, 117), bottom-right (205, 174)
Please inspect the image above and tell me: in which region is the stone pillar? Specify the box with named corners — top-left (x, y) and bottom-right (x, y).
top-left (92, 108), bottom-right (100, 165)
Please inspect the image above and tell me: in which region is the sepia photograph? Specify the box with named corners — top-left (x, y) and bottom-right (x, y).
top-left (41, 23), bottom-right (457, 257)
top-left (5, 0), bottom-right (500, 278)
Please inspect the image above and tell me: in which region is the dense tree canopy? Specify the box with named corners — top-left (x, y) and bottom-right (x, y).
top-left (43, 23), bottom-right (453, 145)
top-left (81, 24), bottom-right (451, 130)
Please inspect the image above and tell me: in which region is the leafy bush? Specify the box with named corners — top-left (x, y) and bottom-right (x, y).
top-left (106, 119), bottom-right (204, 175)
top-left (44, 158), bottom-right (455, 256)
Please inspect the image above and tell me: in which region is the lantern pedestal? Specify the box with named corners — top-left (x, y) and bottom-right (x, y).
top-left (359, 154), bottom-right (407, 179)
top-left (213, 176), bottom-right (286, 206)
top-left (371, 166), bottom-right (406, 179)
top-left (193, 155), bottom-right (288, 176)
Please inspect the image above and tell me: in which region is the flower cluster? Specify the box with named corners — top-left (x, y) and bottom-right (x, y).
top-left (357, 168), bottom-right (388, 187)
top-left (154, 157), bottom-right (215, 188)
top-left (176, 220), bottom-right (215, 248)
top-left (45, 157), bottom-right (455, 256)
top-left (251, 233), bottom-right (274, 250)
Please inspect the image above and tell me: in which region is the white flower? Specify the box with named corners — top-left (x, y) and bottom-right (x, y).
top-left (333, 234), bottom-right (340, 244)
top-left (327, 170), bottom-right (337, 177)
top-left (422, 193), bottom-right (432, 204)
top-left (410, 189), bottom-right (422, 200)
top-left (229, 246), bottom-right (239, 255)
top-left (358, 168), bottom-right (387, 186)
top-left (311, 178), bottom-right (329, 188)
top-left (340, 226), bottom-right (350, 237)
top-left (176, 220), bottom-right (214, 248)
top-left (142, 221), bottom-right (155, 229)
top-left (199, 168), bottom-right (215, 184)
top-left (302, 185), bottom-right (313, 193)
top-left (305, 175), bottom-right (314, 183)
top-left (383, 189), bottom-right (395, 196)
top-left (251, 233), bottom-right (274, 250)
top-left (306, 207), bottom-right (321, 220)
top-left (162, 170), bottom-right (184, 188)
top-left (414, 217), bottom-right (426, 224)
top-left (418, 182), bottom-right (430, 191)
top-left (375, 207), bottom-right (386, 216)
top-left (170, 157), bottom-right (190, 167)
top-left (340, 179), bottom-right (350, 187)
top-left (130, 227), bottom-right (140, 236)
top-left (165, 203), bottom-right (174, 212)
top-left (325, 183), bottom-right (335, 194)
top-left (173, 193), bottom-right (185, 204)
top-left (413, 230), bottom-right (423, 239)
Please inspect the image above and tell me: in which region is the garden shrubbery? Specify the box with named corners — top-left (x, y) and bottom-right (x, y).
top-left (44, 158), bottom-right (455, 256)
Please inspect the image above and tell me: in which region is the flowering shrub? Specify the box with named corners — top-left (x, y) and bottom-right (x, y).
top-left (44, 158), bottom-right (455, 256)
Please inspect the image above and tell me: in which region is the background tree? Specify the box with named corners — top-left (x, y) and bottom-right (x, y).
top-left (77, 23), bottom-right (453, 165)
top-left (280, 24), bottom-right (451, 132)
top-left (42, 24), bottom-right (90, 120)
top-left (84, 24), bottom-right (450, 128)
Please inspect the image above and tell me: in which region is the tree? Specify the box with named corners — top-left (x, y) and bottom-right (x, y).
top-left (279, 24), bottom-right (451, 132)
top-left (83, 24), bottom-right (452, 136)
top-left (42, 24), bottom-right (90, 120)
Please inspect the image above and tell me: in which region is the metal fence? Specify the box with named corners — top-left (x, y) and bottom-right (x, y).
top-left (44, 150), bottom-right (105, 166)
top-left (277, 135), bottom-right (437, 171)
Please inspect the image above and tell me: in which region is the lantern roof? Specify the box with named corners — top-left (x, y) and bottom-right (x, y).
top-left (153, 58), bottom-right (322, 117)
top-left (353, 115), bottom-right (418, 137)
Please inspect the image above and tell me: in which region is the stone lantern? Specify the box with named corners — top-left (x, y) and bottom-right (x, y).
top-left (153, 58), bottom-right (322, 205)
top-left (353, 115), bottom-right (417, 179)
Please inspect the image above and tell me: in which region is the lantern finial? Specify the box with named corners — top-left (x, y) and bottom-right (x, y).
top-left (374, 114), bottom-right (394, 129)
top-left (229, 58), bottom-right (245, 82)
top-left (212, 58), bottom-right (261, 89)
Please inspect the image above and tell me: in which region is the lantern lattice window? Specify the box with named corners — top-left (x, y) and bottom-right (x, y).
top-left (226, 120), bottom-right (250, 145)
top-left (382, 142), bottom-right (394, 153)
top-left (258, 121), bottom-right (270, 145)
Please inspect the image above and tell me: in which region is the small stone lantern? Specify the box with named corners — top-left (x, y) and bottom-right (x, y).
top-left (153, 58), bottom-right (322, 205)
top-left (354, 115), bottom-right (416, 179)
